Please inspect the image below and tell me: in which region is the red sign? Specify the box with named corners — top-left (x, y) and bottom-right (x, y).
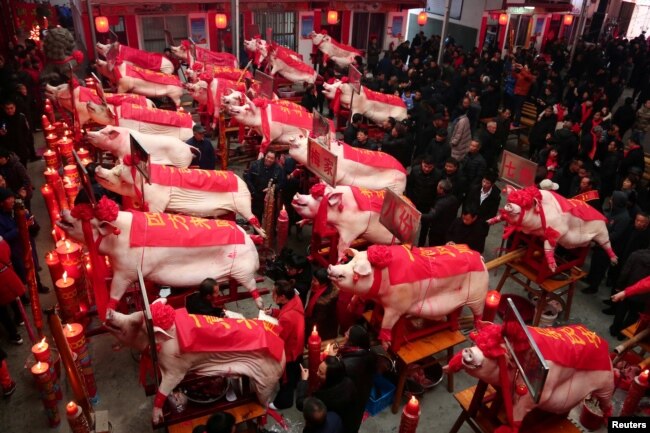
top-left (307, 138), bottom-right (337, 186)
top-left (254, 70), bottom-right (274, 99)
top-left (499, 150), bottom-right (537, 188)
top-left (379, 189), bottom-right (421, 244)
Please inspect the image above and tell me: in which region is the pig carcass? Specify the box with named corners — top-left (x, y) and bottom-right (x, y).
top-left (185, 62), bottom-right (252, 83)
top-left (185, 77), bottom-right (246, 126)
top-left (222, 90), bottom-right (303, 112)
top-left (228, 98), bottom-right (313, 156)
top-left (289, 138), bottom-right (407, 194)
top-left (86, 100), bottom-right (194, 141)
top-left (56, 197), bottom-right (265, 309)
top-left (45, 83), bottom-right (155, 126)
top-left (309, 31), bottom-right (361, 68)
top-left (85, 126), bottom-right (195, 168)
top-left (487, 186), bottom-right (617, 272)
top-left (98, 60), bottom-right (184, 107)
top-left (446, 323), bottom-right (614, 433)
top-left (244, 37), bottom-right (272, 68)
top-left (170, 40), bottom-right (238, 69)
top-left (266, 43), bottom-right (318, 84)
top-left (327, 245), bottom-right (489, 342)
top-left (94, 163), bottom-right (266, 237)
top-left (96, 41), bottom-right (174, 74)
top-left (105, 299), bottom-right (285, 424)
top-left (322, 79), bottom-right (407, 125)
top-left (292, 184), bottom-right (397, 260)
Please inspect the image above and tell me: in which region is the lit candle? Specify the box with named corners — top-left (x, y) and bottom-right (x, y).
top-left (66, 400), bottom-right (91, 433)
top-left (56, 240), bottom-right (83, 279)
top-left (44, 167), bottom-right (61, 187)
top-left (76, 147), bottom-right (90, 160)
top-left (399, 396), bottom-right (420, 433)
top-left (45, 251), bottom-right (64, 284)
top-left (63, 164), bottom-right (80, 186)
top-left (308, 325), bottom-right (322, 393)
top-left (41, 114), bottom-right (51, 130)
top-left (31, 361), bottom-right (61, 427)
top-left (43, 149), bottom-right (60, 170)
top-left (45, 131), bottom-right (59, 149)
top-left (44, 100), bottom-right (55, 123)
top-left (64, 322), bottom-right (98, 401)
top-left (621, 369), bottom-right (650, 416)
top-left (32, 338), bottom-right (51, 363)
top-left (55, 272), bottom-right (80, 322)
top-left (483, 290), bottom-right (501, 322)
top-left (58, 137), bottom-right (74, 164)
top-left (63, 178), bottom-right (79, 208)
top-left (40, 184), bottom-right (61, 227)
top-left (63, 323), bottom-right (84, 351)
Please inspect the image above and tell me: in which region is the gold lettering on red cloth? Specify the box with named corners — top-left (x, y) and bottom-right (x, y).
top-left (575, 325), bottom-right (601, 348)
top-left (534, 328), bottom-right (565, 341)
top-left (270, 104), bottom-right (312, 130)
top-left (120, 102), bottom-right (193, 128)
top-left (572, 190), bottom-right (600, 203)
top-left (149, 165), bottom-right (238, 192)
top-left (362, 87), bottom-right (407, 108)
top-left (528, 325), bottom-right (610, 371)
top-left (342, 143), bottom-right (407, 174)
top-left (550, 191), bottom-right (606, 222)
top-left (124, 64), bottom-right (182, 87)
top-left (188, 314), bottom-right (232, 329)
top-left (560, 327), bottom-right (585, 346)
top-left (129, 212), bottom-right (245, 247)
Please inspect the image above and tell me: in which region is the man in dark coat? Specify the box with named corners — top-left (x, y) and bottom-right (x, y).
top-left (185, 278), bottom-right (225, 318)
top-left (186, 124), bottom-right (216, 170)
top-left (425, 128), bottom-right (450, 169)
top-left (0, 100), bottom-right (34, 166)
top-left (464, 171), bottom-right (501, 223)
top-left (440, 157), bottom-right (467, 202)
top-left (407, 155), bottom-right (440, 246)
top-left (446, 207), bottom-right (489, 253)
top-left (0, 148), bottom-right (32, 210)
top-left (420, 179), bottom-right (460, 247)
top-left (243, 150), bottom-right (284, 224)
top-left (343, 113), bottom-right (363, 145)
top-left (302, 397), bottom-right (344, 433)
top-left (612, 97), bottom-right (636, 137)
top-left (528, 106), bottom-right (557, 159)
top-left (461, 139), bottom-right (487, 188)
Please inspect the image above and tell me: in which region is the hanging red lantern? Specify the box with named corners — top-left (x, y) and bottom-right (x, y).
top-left (499, 14), bottom-right (508, 26)
top-left (327, 10), bottom-right (338, 25)
top-left (417, 11), bottom-right (427, 26)
top-left (215, 13), bottom-right (227, 30)
top-left (95, 16), bottom-right (109, 33)
top-left (564, 15), bottom-right (574, 26)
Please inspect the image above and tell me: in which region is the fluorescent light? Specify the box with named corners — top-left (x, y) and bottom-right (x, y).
top-left (524, 6), bottom-right (535, 10)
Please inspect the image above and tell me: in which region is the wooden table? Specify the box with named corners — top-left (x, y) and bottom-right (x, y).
top-left (390, 328), bottom-right (466, 413)
top-left (494, 261), bottom-right (586, 326)
top-left (166, 400), bottom-right (265, 433)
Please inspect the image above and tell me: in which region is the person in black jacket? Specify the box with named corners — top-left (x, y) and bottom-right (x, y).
top-left (380, 122), bottom-right (412, 168)
top-left (302, 397), bottom-right (344, 433)
top-left (463, 171), bottom-right (501, 223)
top-left (406, 155), bottom-right (441, 214)
top-left (420, 179), bottom-right (460, 247)
top-left (612, 97), bottom-right (636, 137)
top-left (243, 150), bottom-right (285, 224)
top-left (185, 278), bottom-right (225, 318)
top-left (0, 149), bottom-right (32, 211)
top-left (343, 114), bottom-right (363, 145)
top-left (186, 125), bottom-right (216, 170)
top-left (461, 140), bottom-right (487, 188)
top-left (425, 128), bottom-right (450, 169)
top-left (285, 254), bottom-right (313, 306)
top-left (528, 106), bottom-right (557, 159)
top-left (304, 268), bottom-right (339, 342)
top-left (297, 356), bottom-right (358, 433)
top-left (440, 158), bottom-right (467, 202)
top-left (446, 207), bottom-right (489, 253)
top-left (0, 100), bottom-right (35, 166)
top-left (617, 136), bottom-right (645, 188)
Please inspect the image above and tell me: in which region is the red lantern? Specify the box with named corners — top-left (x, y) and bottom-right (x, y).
top-left (215, 13), bottom-right (227, 30)
top-left (499, 13), bottom-right (508, 26)
top-left (417, 11), bottom-right (427, 26)
top-left (327, 10), bottom-right (338, 25)
top-left (95, 16), bottom-right (109, 33)
top-left (564, 15), bottom-right (574, 26)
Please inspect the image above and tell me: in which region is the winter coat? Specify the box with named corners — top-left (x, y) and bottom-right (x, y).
top-left (0, 112), bottom-right (33, 162)
top-left (271, 295), bottom-right (305, 362)
top-left (340, 348), bottom-right (375, 433)
top-left (0, 154), bottom-right (32, 202)
top-left (513, 68), bottom-right (534, 96)
top-left (449, 114), bottom-right (471, 161)
top-left (0, 238), bottom-right (25, 305)
top-left (461, 152), bottom-right (487, 187)
top-left (406, 164), bottom-right (441, 212)
top-left (304, 284), bottom-right (339, 342)
top-left (296, 376), bottom-right (358, 433)
top-left (634, 105), bottom-right (650, 132)
top-left (446, 218), bottom-right (489, 253)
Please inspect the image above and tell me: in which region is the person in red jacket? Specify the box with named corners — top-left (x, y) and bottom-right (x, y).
top-left (512, 63), bottom-right (535, 127)
top-left (266, 280), bottom-right (305, 409)
top-left (0, 237), bottom-right (25, 345)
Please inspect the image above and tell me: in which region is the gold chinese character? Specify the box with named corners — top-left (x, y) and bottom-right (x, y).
top-left (431, 246), bottom-right (456, 257)
top-left (534, 328), bottom-right (564, 340)
top-left (453, 244), bottom-right (474, 255)
top-left (167, 214), bottom-right (190, 231)
top-left (400, 244), bottom-right (415, 262)
top-left (214, 220), bottom-right (233, 228)
top-left (262, 321), bottom-right (279, 336)
top-left (574, 325), bottom-right (600, 348)
top-left (190, 217), bottom-right (212, 230)
top-left (236, 319), bottom-right (258, 330)
top-left (559, 327), bottom-right (585, 346)
top-left (188, 314), bottom-right (202, 328)
top-left (145, 213), bottom-right (166, 227)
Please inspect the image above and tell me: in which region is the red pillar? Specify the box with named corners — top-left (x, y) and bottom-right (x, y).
top-left (125, 15), bottom-right (139, 48)
top-left (478, 16), bottom-right (487, 52)
top-left (341, 11), bottom-right (351, 45)
top-left (207, 11), bottom-right (217, 51)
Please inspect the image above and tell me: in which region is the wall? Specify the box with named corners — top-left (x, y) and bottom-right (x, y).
top-left (297, 11), bottom-right (315, 63)
top-left (384, 11), bottom-right (408, 51)
top-left (407, 0), bottom-right (486, 49)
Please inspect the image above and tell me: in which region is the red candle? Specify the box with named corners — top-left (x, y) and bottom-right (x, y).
top-left (43, 149), bottom-right (60, 169)
top-left (621, 369), bottom-right (650, 416)
top-left (63, 323), bottom-right (84, 351)
top-left (56, 240), bottom-right (83, 279)
top-left (40, 184), bottom-right (61, 226)
top-left (76, 147), bottom-right (90, 160)
top-left (63, 178), bottom-right (79, 208)
top-left (64, 165), bottom-right (80, 186)
top-left (483, 290), bottom-right (501, 322)
top-left (308, 325), bottom-right (322, 393)
top-left (58, 137), bottom-right (74, 164)
top-left (276, 206), bottom-right (289, 252)
top-left (32, 338), bottom-right (51, 363)
top-left (46, 251), bottom-right (65, 284)
top-left (66, 401), bottom-right (91, 433)
top-left (42, 114), bottom-right (51, 130)
top-left (399, 396), bottom-right (420, 433)
top-left (55, 273), bottom-right (80, 322)
top-left (31, 361), bottom-right (61, 427)
top-left (64, 323), bottom-right (97, 400)
top-left (45, 132), bottom-right (59, 149)
top-left (44, 100), bottom-right (55, 124)
top-left (44, 167), bottom-right (61, 187)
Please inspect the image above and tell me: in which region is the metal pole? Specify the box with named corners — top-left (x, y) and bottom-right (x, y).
top-left (437, 0), bottom-right (452, 65)
top-left (569, 0), bottom-right (588, 68)
top-left (231, 0), bottom-right (240, 63)
top-left (87, 0), bottom-right (97, 55)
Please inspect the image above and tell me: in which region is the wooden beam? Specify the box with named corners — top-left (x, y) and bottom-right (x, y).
top-left (484, 248), bottom-right (526, 271)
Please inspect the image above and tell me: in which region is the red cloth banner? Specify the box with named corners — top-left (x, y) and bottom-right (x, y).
top-left (362, 87), bottom-right (406, 108)
top-left (196, 47), bottom-right (238, 68)
top-left (118, 45), bottom-right (164, 71)
top-left (174, 308), bottom-right (284, 362)
top-left (207, 65), bottom-right (252, 81)
top-left (119, 103), bottom-right (193, 128)
top-left (271, 99), bottom-right (307, 112)
top-left (118, 64), bottom-right (182, 87)
top-left (550, 192), bottom-right (607, 222)
top-left (272, 45), bottom-right (317, 76)
top-left (150, 165), bottom-right (238, 192)
top-left (350, 187), bottom-right (385, 213)
top-left (381, 244), bottom-right (485, 285)
top-left (271, 104), bottom-right (312, 130)
top-left (342, 143), bottom-right (407, 173)
top-left (329, 38), bottom-right (362, 56)
top-left (129, 212), bottom-right (245, 247)
top-left (78, 87), bottom-right (147, 106)
top-left (529, 325), bottom-right (611, 371)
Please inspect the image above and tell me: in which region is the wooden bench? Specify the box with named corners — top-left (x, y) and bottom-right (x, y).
top-left (449, 382), bottom-right (581, 433)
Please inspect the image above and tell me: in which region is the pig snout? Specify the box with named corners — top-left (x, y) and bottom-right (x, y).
top-left (291, 193), bottom-right (306, 207)
top-left (461, 348), bottom-right (483, 370)
top-left (327, 265), bottom-right (345, 281)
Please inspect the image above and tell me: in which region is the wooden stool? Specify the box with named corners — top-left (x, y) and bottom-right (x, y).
top-left (390, 328), bottom-right (466, 413)
top-left (494, 261), bottom-right (586, 326)
top-left (449, 381), bottom-right (581, 433)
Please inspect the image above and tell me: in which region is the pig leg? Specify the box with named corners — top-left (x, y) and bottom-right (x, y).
top-left (107, 274), bottom-right (134, 311)
top-left (152, 362), bottom-right (190, 424)
top-left (336, 234), bottom-right (356, 263)
top-left (594, 237), bottom-right (618, 266)
top-left (239, 276), bottom-right (264, 310)
top-left (543, 240), bottom-right (557, 272)
top-left (379, 308), bottom-right (402, 344)
top-left (591, 385), bottom-right (614, 420)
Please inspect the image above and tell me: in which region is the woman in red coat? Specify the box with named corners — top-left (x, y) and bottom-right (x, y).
top-left (0, 237), bottom-right (25, 345)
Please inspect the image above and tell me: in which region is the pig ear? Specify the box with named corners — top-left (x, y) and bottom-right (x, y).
top-left (327, 191), bottom-right (343, 208)
top-left (247, 99), bottom-right (256, 111)
top-left (153, 326), bottom-right (174, 342)
top-left (344, 248), bottom-right (359, 257)
top-left (352, 259), bottom-right (372, 277)
top-left (152, 298), bottom-right (168, 305)
top-left (98, 221), bottom-right (119, 237)
top-left (107, 129), bottom-right (120, 140)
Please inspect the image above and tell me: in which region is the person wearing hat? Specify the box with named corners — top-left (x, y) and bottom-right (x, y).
top-left (186, 124), bottom-right (216, 170)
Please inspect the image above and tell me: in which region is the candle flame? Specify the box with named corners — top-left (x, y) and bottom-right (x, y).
top-left (79, 147), bottom-right (86, 152)
top-left (409, 395), bottom-right (419, 406)
top-left (48, 252), bottom-right (53, 260)
top-left (313, 325), bottom-right (317, 334)
top-left (40, 337), bottom-right (46, 345)
top-left (62, 271), bottom-right (68, 282)
top-left (45, 167), bottom-right (56, 173)
top-left (86, 263), bottom-right (91, 270)
top-left (36, 361), bottom-right (42, 369)
top-left (65, 240), bottom-right (71, 249)
top-left (66, 324), bottom-right (72, 332)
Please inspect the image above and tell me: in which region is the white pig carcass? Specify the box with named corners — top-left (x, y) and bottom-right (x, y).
top-left (487, 186), bottom-right (617, 271)
top-left (289, 138), bottom-right (407, 194)
top-left (266, 43), bottom-right (318, 84)
top-left (170, 40), bottom-right (238, 69)
top-left (292, 184), bottom-right (397, 260)
top-left (185, 77), bottom-right (246, 126)
top-left (309, 31), bottom-right (361, 68)
top-left (45, 83), bottom-right (155, 126)
top-left (86, 101), bottom-right (194, 141)
top-left (96, 41), bottom-right (174, 74)
top-left (105, 299), bottom-right (285, 424)
top-left (322, 79), bottom-right (407, 125)
top-left (56, 198), bottom-right (264, 310)
top-left (446, 323), bottom-right (614, 433)
top-left (244, 37), bottom-right (272, 68)
top-left (85, 126), bottom-right (195, 168)
top-left (94, 163), bottom-right (266, 237)
top-left (327, 245), bottom-right (489, 343)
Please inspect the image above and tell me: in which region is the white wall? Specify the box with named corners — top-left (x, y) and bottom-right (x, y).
top-left (297, 11), bottom-right (314, 62)
top-left (384, 11), bottom-right (408, 51)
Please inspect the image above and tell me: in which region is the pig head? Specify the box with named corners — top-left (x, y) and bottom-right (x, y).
top-left (244, 38), bottom-right (270, 68)
top-left (85, 125), bottom-right (195, 167)
top-left (446, 323), bottom-right (614, 433)
top-left (327, 245), bottom-right (488, 343)
top-left (488, 186), bottom-right (617, 272)
top-left (104, 299), bottom-right (285, 424)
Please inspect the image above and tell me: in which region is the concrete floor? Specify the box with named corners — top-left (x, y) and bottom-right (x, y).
top-left (0, 128), bottom-right (635, 433)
